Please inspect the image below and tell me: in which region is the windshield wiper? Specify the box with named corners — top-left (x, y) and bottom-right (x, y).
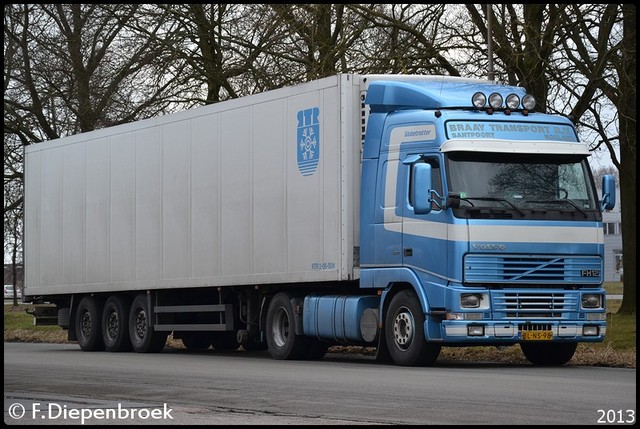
top-left (448, 194), bottom-right (525, 217)
top-left (525, 199), bottom-right (588, 218)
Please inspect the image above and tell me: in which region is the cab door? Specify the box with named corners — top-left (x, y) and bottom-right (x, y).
top-left (402, 155), bottom-right (449, 282)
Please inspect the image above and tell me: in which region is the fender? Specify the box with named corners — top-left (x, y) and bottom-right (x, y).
top-left (361, 266), bottom-right (431, 320)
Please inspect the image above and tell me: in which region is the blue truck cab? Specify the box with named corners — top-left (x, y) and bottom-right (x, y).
top-left (352, 77), bottom-right (616, 366)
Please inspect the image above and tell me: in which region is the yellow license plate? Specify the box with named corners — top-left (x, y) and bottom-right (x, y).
top-left (521, 331), bottom-right (553, 341)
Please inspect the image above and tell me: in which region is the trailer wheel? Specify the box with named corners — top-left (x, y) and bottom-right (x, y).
top-left (76, 296), bottom-right (105, 352)
top-left (265, 293), bottom-right (309, 360)
top-left (129, 294), bottom-right (167, 353)
top-left (520, 342), bottom-right (577, 366)
top-left (101, 295), bottom-right (132, 352)
top-left (385, 289), bottom-right (440, 366)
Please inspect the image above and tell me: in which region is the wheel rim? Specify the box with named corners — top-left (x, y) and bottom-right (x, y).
top-left (106, 309), bottom-right (119, 341)
top-left (80, 309), bottom-right (92, 339)
top-left (271, 307), bottom-right (290, 348)
top-left (134, 308), bottom-right (147, 340)
top-left (392, 306), bottom-right (414, 350)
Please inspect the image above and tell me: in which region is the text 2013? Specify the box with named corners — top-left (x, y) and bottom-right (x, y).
top-left (597, 409), bottom-right (635, 424)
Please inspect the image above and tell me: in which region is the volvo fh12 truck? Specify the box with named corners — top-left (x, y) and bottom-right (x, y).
top-left (23, 74), bottom-right (616, 366)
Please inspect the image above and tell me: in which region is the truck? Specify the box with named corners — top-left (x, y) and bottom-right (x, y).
top-left (23, 73), bottom-right (617, 366)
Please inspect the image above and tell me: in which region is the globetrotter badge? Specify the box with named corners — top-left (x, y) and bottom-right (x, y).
top-left (297, 107), bottom-right (320, 176)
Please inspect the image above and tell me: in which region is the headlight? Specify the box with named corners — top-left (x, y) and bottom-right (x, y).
top-left (583, 326), bottom-right (600, 336)
top-left (581, 294), bottom-right (603, 309)
top-left (467, 325), bottom-right (485, 336)
top-left (461, 293), bottom-right (482, 308)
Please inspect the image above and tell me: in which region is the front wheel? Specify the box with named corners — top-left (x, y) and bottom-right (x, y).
top-left (385, 289), bottom-right (440, 366)
top-left (520, 342), bottom-right (577, 366)
top-left (129, 294), bottom-right (168, 353)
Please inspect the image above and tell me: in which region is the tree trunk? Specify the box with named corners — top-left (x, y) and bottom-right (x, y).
top-left (617, 4), bottom-right (636, 315)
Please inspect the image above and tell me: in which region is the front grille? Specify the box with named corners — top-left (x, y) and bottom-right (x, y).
top-left (464, 254), bottom-right (602, 284)
top-left (492, 292), bottom-right (577, 319)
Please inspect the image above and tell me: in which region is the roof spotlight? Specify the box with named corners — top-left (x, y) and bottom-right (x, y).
top-left (488, 93), bottom-right (503, 109)
top-left (472, 92), bottom-right (486, 109)
top-left (522, 94), bottom-right (536, 110)
top-left (506, 94), bottom-right (520, 109)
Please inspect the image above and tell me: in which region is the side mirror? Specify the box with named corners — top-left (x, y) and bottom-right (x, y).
top-left (601, 175), bottom-right (616, 211)
top-left (412, 163), bottom-right (432, 214)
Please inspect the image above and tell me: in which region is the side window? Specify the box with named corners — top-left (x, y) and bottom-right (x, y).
top-left (409, 157), bottom-right (442, 210)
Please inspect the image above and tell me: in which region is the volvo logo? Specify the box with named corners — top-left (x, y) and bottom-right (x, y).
top-left (472, 243), bottom-right (506, 251)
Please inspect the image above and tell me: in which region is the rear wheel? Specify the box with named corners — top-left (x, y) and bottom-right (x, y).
top-left (385, 289), bottom-right (440, 366)
top-left (521, 342), bottom-right (577, 366)
top-left (76, 296), bottom-right (105, 351)
top-left (102, 295), bottom-right (132, 352)
top-left (265, 293), bottom-right (310, 360)
top-left (129, 294), bottom-right (167, 353)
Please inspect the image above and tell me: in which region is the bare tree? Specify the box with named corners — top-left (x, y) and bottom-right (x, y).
top-left (152, 4), bottom-right (284, 104)
top-left (350, 4), bottom-right (460, 76)
top-left (609, 5), bottom-right (635, 314)
top-left (552, 4), bottom-right (635, 314)
top-left (3, 135), bottom-right (23, 306)
top-left (255, 4), bottom-right (364, 81)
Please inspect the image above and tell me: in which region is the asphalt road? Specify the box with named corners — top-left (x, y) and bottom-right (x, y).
top-left (4, 342), bottom-right (637, 425)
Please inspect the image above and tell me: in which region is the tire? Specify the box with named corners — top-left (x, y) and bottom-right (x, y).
top-left (75, 296), bottom-right (105, 352)
top-left (129, 294), bottom-right (168, 353)
top-left (521, 342), bottom-right (577, 366)
top-left (210, 332), bottom-right (240, 351)
top-left (385, 289), bottom-right (440, 366)
top-left (181, 333), bottom-right (211, 350)
top-left (101, 295), bottom-right (132, 352)
top-left (265, 293), bottom-right (310, 360)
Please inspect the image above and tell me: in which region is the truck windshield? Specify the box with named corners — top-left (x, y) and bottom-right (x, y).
top-left (445, 152), bottom-right (599, 220)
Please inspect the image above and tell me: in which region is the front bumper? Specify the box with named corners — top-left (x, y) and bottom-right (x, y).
top-left (438, 319), bottom-right (606, 343)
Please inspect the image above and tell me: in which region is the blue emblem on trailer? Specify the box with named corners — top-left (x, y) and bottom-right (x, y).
top-left (297, 107), bottom-right (320, 176)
